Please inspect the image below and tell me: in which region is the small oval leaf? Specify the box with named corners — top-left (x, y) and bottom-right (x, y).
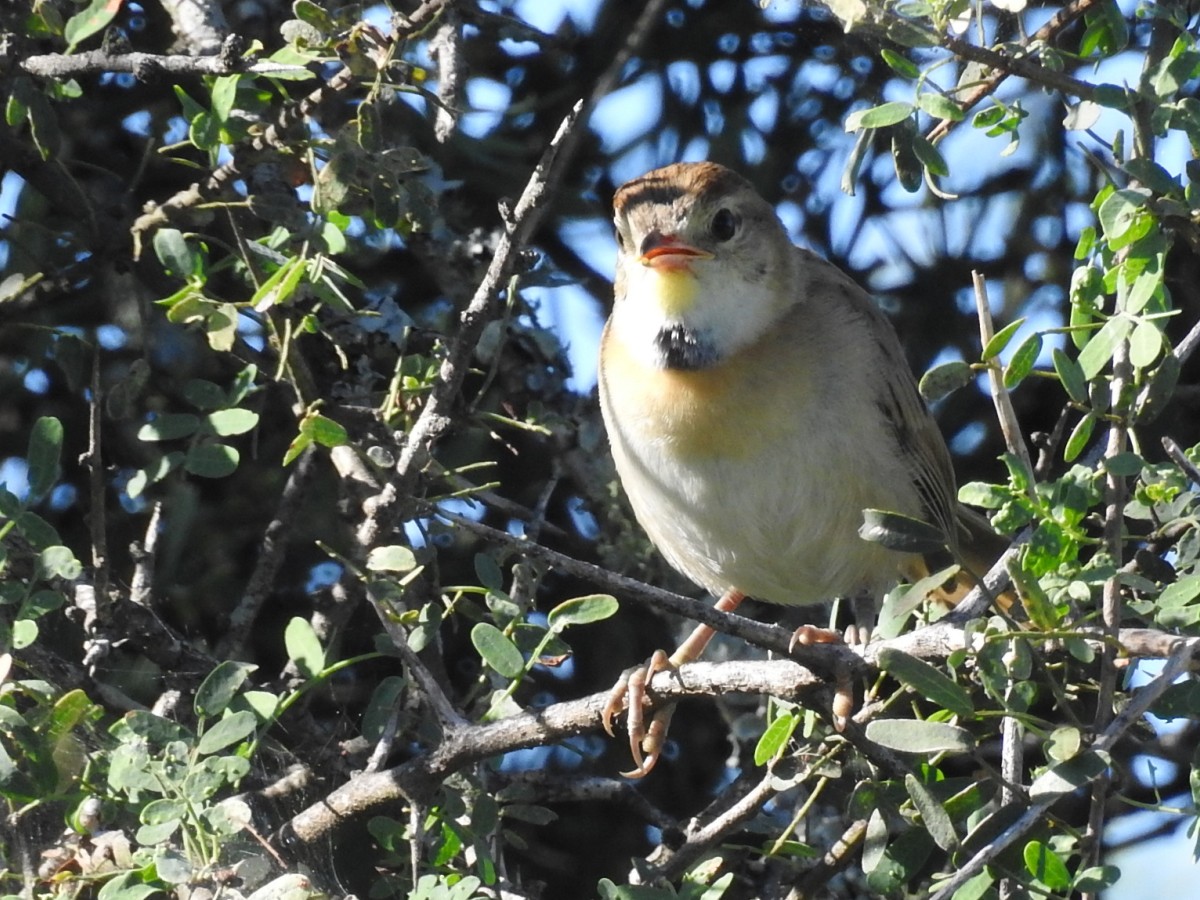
top-left (471, 623), bottom-right (525, 679)
top-left (547, 594), bottom-right (619, 633)
top-left (919, 360), bottom-right (973, 402)
top-left (877, 648), bottom-right (975, 719)
top-left (284, 617), bottom-right (325, 678)
top-left (864, 719), bottom-right (975, 754)
top-left (196, 710), bottom-right (258, 755)
top-left (754, 710), bottom-right (799, 766)
top-left (1052, 348), bottom-right (1088, 404)
top-left (1029, 749), bottom-right (1110, 800)
top-left (981, 318), bottom-right (1027, 361)
top-left (195, 660), bottom-right (258, 718)
top-left (905, 774), bottom-right (958, 851)
top-left (367, 545), bottom-right (417, 573)
top-left (859, 509), bottom-right (946, 555)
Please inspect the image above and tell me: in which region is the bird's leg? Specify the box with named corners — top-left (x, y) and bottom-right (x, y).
top-left (602, 589), bottom-right (746, 777)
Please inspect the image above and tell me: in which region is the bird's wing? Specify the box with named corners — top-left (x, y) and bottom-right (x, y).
top-left (797, 248), bottom-right (961, 551)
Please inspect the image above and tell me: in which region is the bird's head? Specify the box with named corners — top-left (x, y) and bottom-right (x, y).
top-left (611, 162), bottom-right (796, 371)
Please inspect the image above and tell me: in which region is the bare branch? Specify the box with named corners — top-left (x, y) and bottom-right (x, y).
top-left (20, 50), bottom-right (309, 80)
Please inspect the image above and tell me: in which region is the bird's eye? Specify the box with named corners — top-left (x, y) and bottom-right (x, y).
top-left (710, 208), bottom-right (739, 242)
top-left (615, 228), bottom-right (629, 251)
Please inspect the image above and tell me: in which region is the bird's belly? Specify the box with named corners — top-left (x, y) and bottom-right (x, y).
top-left (610, 412), bottom-right (915, 605)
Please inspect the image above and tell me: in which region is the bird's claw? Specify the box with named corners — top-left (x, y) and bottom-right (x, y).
top-left (601, 649), bottom-right (675, 778)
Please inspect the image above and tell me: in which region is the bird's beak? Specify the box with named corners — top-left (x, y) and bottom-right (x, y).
top-left (638, 233), bottom-right (713, 270)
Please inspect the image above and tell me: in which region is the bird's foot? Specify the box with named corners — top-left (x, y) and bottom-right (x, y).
top-left (787, 624), bottom-right (855, 733)
top-left (602, 649), bottom-right (677, 778)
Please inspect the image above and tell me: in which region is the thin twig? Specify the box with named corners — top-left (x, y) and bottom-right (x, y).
top-left (998, 714), bottom-right (1024, 900)
top-left (1085, 338), bottom-right (1132, 870)
top-left (84, 350), bottom-right (109, 614)
top-left (973, 271), bottom-right (1035, 490)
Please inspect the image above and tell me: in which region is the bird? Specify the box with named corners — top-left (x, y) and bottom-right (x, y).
top-left (596, 161), bottom-right (1006, 777)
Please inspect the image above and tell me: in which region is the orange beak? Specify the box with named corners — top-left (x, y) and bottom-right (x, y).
top-left (638, 234), bottom-right (713, 270)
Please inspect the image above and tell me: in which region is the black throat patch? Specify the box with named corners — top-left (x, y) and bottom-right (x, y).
top-left (655, 325), bottom-right (718, 370)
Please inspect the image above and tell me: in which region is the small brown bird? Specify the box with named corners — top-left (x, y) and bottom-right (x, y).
top-left (597, 162), bottom-right (1003, 776)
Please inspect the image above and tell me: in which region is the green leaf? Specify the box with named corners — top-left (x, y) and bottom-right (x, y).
top-left (183, 379), bottom-right (228, 410)
top-left (858, 509), bottom-right (946, 555)
top-left (1052, 348), bottom-right (1088, 404)
top-left (27, 417), bottom-right (63, 502)
top-left (13, 619), bottom-right (38, 649)
top-left (864, 719), bottom-right (975, 754)
top-left (1102, 451), bottom-right (1144, 476)
top-left (981, 317), bottom-right (1027, 361)
top-left (1003, 333), bottom-right (1042, 389)
top-left (948, 868), bottom-right (993, 900)
top-left (140, 797), bottom-right (186, 825)
top-left (282, 432), bottom-right (312, 466)
top-left (1077, 316), bottom-right (1133, 380)
top-left (916, 92), bottom-right (963, 121)
top-left (1073, 865), bottom-right (1121, 892)
top-left (754, 710), bottom-right (799, 766)
top-left (877, 649), bottom-right (975, 718)
top-left (1063, 412), bottom-right (1095, 462)
top-left (1098, 189), bottom-right (1146, 245)
top-left (40, 545), bottom-right (82, 580)
top-left (210, 75), bottom-right (241, 124)
top-left (1029, 749), bottom-right (1109, 799)
top-left (153, 229), bottom-right (195, 279)
top-left (135, 818), bottom-right (180, 846)
top-left (97, 871), bottom-right (163, 900)
top-left (880, 49), bottom-right (920, 79)
top-left (195, 661), bottom-right (258, 718)
top-left (138, 413), bottom-right (200, 442)
top-left (1023, 840), bottom-right (1071, 890)
top-left (299, 413), bottom-right (348, 448)
top-left (1129, 319), bottom-right (1163, 369)
top-left (195, 710), bottom-right (258, 755)
top-left (204, 408), bottom-right (259, 437)
top-left (228, 364), bottom-right (259, 405)
top-left (293, 0), bottom-right (335, 32)
top-left (911, 134), bottom-right (948, 177)
top-left (862, 808), bottom-right (888, 874)
top-left (284, 617), bottom-right (325, 677)
top-left (905, 774), bottom-right (958, 851)
top-left (21, 589), bottom-right (65, 619)
top-left (845, 101), bottom-right (914, 132)
top-left (1045, 726), bottom-right (1082, 762)
top-left (546, 594), bottom-right (619, 633)
top-left (367, 545), bottom-right (417, 572)
top-left (474, 553), bottom-right (505, 591)
top-left (471, 623), bottom-right (525, 679)
top-left (363, 676), bottom-right (407, 741)
top-left (891, 124), bottom-right (922, 192)
top-left (64, 0), bottom-right (124, 52)
top-left (17, 510), bottom-right (60, 549)
top-left (919, 360), bottom-right (973, 402)
top-left (184, 443), bottom-right (239, 478)
top-left (1157, 575), bottom-right (1200, 608)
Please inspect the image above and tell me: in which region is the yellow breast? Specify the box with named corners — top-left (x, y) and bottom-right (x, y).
top-left (599, 324), bottom-right (782, 461)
